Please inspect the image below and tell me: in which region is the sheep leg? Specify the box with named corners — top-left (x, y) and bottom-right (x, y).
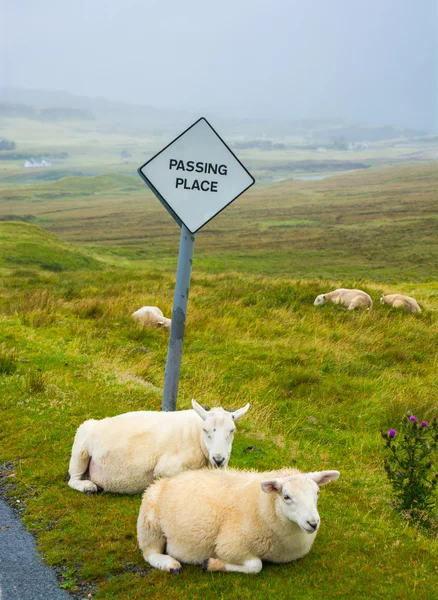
top-left (145, 551), bottom-right (182, 574)
top-left (392, 300), bottom-right (405, 309)
top-left (68, 422), bottom-right (98, 493)
top-left (203, 557), bottom-right (262, 574)
top-left (138, 527), bottom-right (182, 574)
top-left (137, 486), bottom-right (182, 574)
top-left (347, 297), bottom-right (362, 310)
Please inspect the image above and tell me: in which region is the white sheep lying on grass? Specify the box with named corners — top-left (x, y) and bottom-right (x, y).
top-left (314, 288), bottom-right (372, 310)
top-left (137, 467), bottom-right (340, 574)
top-left (380, 294), bottom-right (421, 313)
top-left (68, 400), bottom-right (250, 494)
top-left (132, 306), bottom-right (171, 329)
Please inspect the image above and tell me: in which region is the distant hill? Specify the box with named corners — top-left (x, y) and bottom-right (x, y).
top-left (0, 87), bottom-right (430, 139)
top-left (39, 107), bottom-right (95, 121)
top-left (0, 87), bottom-right (195, 132)
top-left (0, 221), bottom-right (102, 272)
top-left (0, 88), bottom-right (359, 135)
top-left (0, 102), bottom-right (94, 121)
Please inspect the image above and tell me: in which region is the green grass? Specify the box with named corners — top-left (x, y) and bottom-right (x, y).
top-left (260, 219), bottom-right (320, 228)
top-left (0, 343), bottom-right (17, 374)
top-left (0, 161), bottom-right (438, 599)
top-left (1, 162), bottom-right (438, 281)
top-left (0, 221), bottom-right (102, 272)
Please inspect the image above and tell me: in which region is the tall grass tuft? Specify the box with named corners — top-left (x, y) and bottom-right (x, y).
top-left (0, 344), bottom-right (17, 375)
top-left (72, 299), bottom-right (106, 319)
top-left (23, 370), bottom-right (46, 394)
top-left (16, 289), bottom-right (56, 313)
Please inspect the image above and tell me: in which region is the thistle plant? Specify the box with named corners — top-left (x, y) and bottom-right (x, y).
top-left (381, 414), bottom-right (438, 521)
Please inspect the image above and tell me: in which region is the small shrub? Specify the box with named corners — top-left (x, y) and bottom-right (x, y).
top-left (0, 138), bottom-right (16, 151)
top-left (73, 299), bottom-right (106, 319)
top-left (40, 262), bottom-right (65, 272)
top-left (62, 285), bottom-right (80, 300)
top-left (59, 566), bottom-right (79, 591)
top-left (15, 290), bottom-right (56, 313)
top-left (381, 413), bottom-right (438, 525)
top-left (23, 370), bottom-right (46, 394)
top-left (0, 345), bottom-right (17, 375)
top-left (20, 310), bottom-right (57, 328)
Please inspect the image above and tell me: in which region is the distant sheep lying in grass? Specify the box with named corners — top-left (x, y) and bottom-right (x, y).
top-left (314, 288), bottom-right (372, 310)
top-left (132, 306), bottom-right (171, 329)
top-left (137, 467), bottom-right (340, 574)
top-left (68, 400), bottom-right (250, 494)
top-left (380, 294), bottom-right (421, 313)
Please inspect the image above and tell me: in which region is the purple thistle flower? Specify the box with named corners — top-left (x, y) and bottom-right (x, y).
top-left (388, 429), bottom-right (397, 438)
top-left (421, 421), bottom-right (428, 427)
top-left (409, 416), bottom-right (417, 422)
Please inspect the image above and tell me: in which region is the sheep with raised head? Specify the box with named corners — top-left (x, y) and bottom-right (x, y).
top-left (314, 288), bottom-right (372, 310)
top-left (68, 400), bottom-right (250, 494)
top-left (380, 294), bottom-right (421, 313)
top-left (132, 306), bottom-right (171, 329)
top-left (137, 467), bottom-right (340, 574)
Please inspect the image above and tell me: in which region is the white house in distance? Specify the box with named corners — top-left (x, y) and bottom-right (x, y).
top-left (24, 158), bottom-right (52, 168)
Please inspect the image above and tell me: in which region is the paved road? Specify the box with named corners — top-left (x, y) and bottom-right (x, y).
top-left (0, 498), bottom-right (71, 600)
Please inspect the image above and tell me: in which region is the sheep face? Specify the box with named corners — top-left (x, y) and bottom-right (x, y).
top-left (192, 400), bottom-right (250, 468)
top-left (261, 470), bottom-right (340, 533)
top-left (380, 295), bottom-right (386, 305)
top-left (314, 294), bottom-right (325, 306)
top-left (156, 318), bottom-right (172, 330)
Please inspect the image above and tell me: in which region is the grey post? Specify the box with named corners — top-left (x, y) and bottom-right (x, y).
top-left (162, 224), bottom-right (195, 411)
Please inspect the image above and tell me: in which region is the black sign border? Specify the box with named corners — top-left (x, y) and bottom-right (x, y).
top-left (137, 117), bottom-right (255, 234)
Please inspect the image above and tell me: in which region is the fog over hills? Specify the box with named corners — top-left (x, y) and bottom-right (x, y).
top-left (0, 86), bottom-right (431, 141)
top-left (1, 0), bottom-right (436, 132)
top-left (0, 87), bottom-right (196, 129)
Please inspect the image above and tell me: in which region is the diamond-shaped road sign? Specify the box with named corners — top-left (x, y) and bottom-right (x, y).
top-left (138, 117), bottom-right (255, 233)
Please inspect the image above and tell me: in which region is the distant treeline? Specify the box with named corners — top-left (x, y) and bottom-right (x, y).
top-left (263, 160), bottom-right (370, 173)
top-left (415, 136), bottom-right (438, 143)
top-left (322, 125), bottom-right (427, 143)
top-left (0, 138), bottom-right (16, 151)
top-left (231, 128), bottom-right (431, 154)
top-left (0, 214), bottom-right (36, 223)
top-left (233, 140), bottom-right (286, 151)
top-left (0, 152), bottom-right (68, 161)
top-left (0, 103), bottom-right (95, 121)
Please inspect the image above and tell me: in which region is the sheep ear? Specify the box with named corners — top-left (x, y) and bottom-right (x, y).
top-left (192, 399), bottom-right (208, 421)
top-left (304, 470), bottom-right (340, 486)
top-left (261, 478), bottom-right (283, 494)
top-left (231, 403), bottom-right (250, 421)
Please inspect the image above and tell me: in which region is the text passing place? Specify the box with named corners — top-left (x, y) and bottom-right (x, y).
top-left (138, 118), bottom-right (255, 233)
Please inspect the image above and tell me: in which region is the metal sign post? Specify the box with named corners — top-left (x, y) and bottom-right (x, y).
top-left (161, 224), bottom-right (195, 411)
top-left (138, 117), bottom-right (254, 410)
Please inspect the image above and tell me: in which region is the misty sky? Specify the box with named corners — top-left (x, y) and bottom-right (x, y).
top-left (1, 0), bottom-right (437, 129)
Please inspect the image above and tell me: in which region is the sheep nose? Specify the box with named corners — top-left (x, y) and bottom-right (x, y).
top-left (213, 456), bottom-right (225, 467)
top-left (307, 520), bottom-right (318, 531)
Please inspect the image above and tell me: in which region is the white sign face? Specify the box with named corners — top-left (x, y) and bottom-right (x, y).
top-left (138, 118), bottom-right (255, 233)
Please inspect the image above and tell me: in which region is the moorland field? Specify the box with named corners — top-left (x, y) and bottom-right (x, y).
top-left (1, 109), bottom-right (438, 599)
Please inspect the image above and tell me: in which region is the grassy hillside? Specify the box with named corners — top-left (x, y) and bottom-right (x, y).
top-left (0, 222), bottom-right (102, 272)
top-left (1, 163), bottom-right (438, 281)
top-left (0, 161), bottom-right (437, 599)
